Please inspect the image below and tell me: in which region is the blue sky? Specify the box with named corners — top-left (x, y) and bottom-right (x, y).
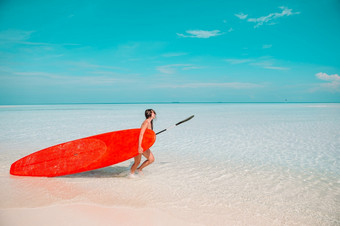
top-left (0, 0), bottom-right (339, 104)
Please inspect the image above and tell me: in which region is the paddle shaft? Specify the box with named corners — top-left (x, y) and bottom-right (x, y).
top-left (156, 115), bottom-right (194, 135)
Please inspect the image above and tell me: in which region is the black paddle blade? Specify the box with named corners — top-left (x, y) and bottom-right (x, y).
top-left (156, 115), bottom-right (195, 135)
top-left (175, 115), bottom-right (195, 126)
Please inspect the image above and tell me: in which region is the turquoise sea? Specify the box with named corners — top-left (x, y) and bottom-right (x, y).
top-left (0, 103), bottom-right (339, 225)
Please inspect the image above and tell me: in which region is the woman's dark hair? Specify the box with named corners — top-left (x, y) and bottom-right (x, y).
top-left (145, 109), bottom-right (156, 130)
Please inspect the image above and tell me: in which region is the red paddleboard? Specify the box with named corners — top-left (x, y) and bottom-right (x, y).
top-left (10, 128), bottom-right (156, 177)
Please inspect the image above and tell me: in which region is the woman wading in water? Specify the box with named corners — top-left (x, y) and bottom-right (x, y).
top-left (129, 109), bottom-right (156, 177)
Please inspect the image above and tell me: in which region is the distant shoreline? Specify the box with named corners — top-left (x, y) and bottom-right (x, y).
top-left (1, 102), bottom-right (340, 106)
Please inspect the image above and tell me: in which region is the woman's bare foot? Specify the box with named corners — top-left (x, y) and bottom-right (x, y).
top-left (137, 169), bottom-right (144, 176)
top-left (128, 173), bottom-right (136, 179)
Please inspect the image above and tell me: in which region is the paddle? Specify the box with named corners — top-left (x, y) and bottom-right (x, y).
top-left (156, 115), bottom-right (195, 135)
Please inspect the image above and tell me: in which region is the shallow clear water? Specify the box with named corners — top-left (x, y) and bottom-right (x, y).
top-left (1, 103), bottom-right (339, 225)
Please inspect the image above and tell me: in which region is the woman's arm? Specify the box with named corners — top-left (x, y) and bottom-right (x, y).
top-left (138, 120), bottom-right (148, 153)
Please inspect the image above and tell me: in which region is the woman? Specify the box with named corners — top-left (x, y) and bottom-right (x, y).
top-left (130, 109), bottom-right (156, 177)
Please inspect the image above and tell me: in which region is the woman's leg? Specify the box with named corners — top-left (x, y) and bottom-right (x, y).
top-left (130, 154), bottom-right (142, 174)
top-left (137, 149), bottom-right (155, 172)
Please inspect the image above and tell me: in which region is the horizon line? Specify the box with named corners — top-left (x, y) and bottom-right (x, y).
top-left (1, 101), bottom-right (340, 106)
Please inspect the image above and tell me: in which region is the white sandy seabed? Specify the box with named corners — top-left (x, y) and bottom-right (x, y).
top-left (0, 103), bottom-right (339, 226)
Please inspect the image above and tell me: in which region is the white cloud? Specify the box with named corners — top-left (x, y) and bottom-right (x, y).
top-left (315, 72), bottom-right (340, 92)
top-left (162, 52), bottom-right (188, 57)
top-left (157, 64), bottom-right (200, 74)
top-left (263, 44), bottom-right (272, 49)
top-left (69, 62), bottom-right (122, 70)
top-left (11, 70), bottom-right (127, 85)
top-left (162, 82), bottom-right (264, 89)
top-left (225, 58), bottom-right (290, 70)
top-left (250, 61), bottom-right (289, 70)
top-left (14, 71), bottom-right (63, 79)
top-left (316, 72), bottom-right (340, 82)
top-left (276, 6), bottom-right (299, 17)
top-left (262, 66), bottom-right (289, 70)
top-left (0, 29), bottom-right (79, 46)
top-left (177, 30), bottom-right (223, 38)
top-left (235, 13), bottom-right (248, 20)
top-left (237, 7), bottom-right (300, 28)
top-left (0, 30), bottom-right (34, 42)
top-left (225, 59), bottom-right (253, 64)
